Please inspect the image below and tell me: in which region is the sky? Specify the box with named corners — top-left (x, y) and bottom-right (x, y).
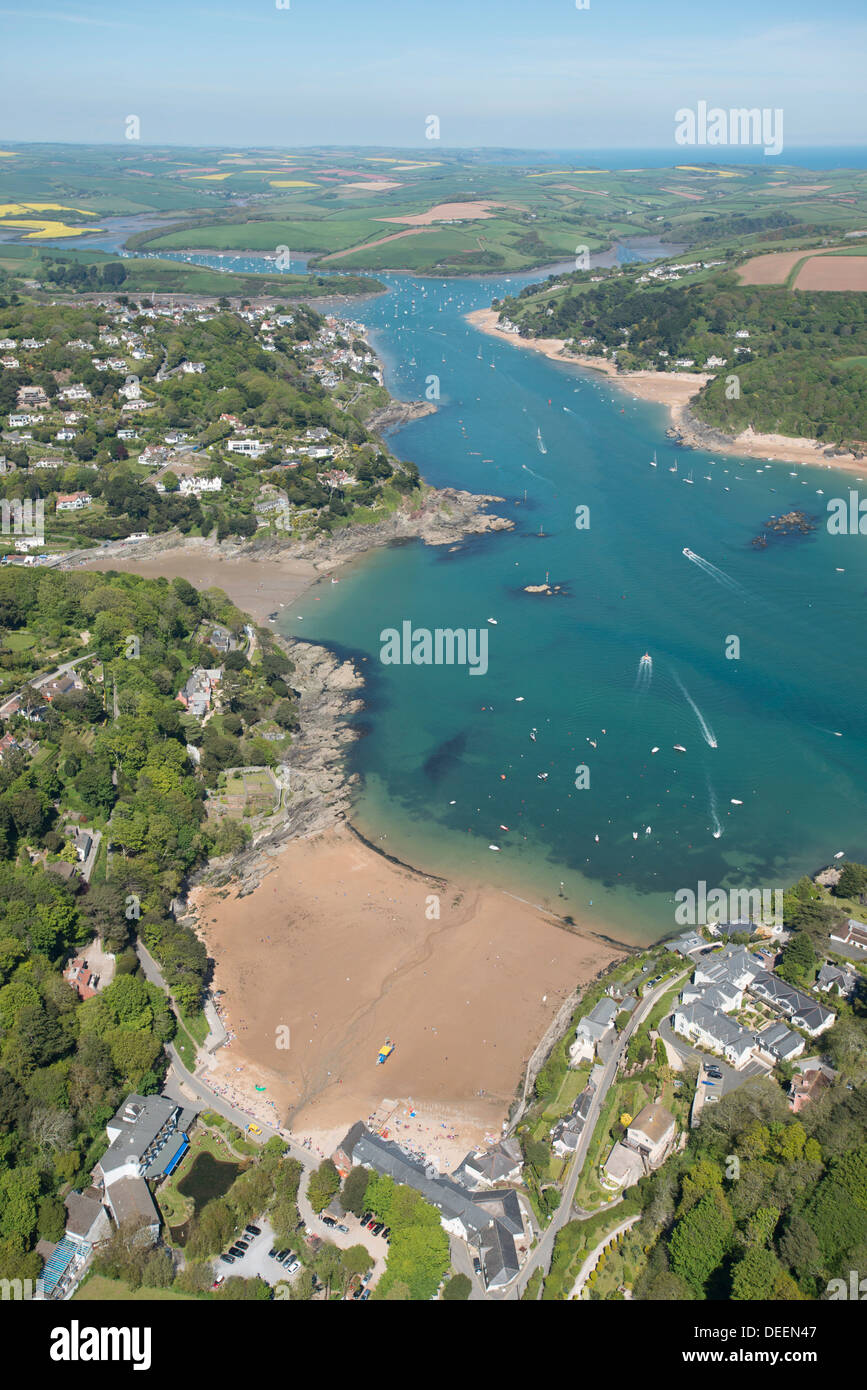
top-left (0, 0), bottom-right (865, 150)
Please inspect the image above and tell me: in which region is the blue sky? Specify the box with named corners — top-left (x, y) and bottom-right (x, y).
top-left (1, 0), bottom-right (865, 148)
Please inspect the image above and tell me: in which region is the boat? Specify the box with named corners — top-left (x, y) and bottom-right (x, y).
top-left (515, 696), bottom-right (525, 702)
top-left (587, 738), bottom-right (596, 748)
top-left (645, 826), bottom-right (652, 834)
top-left (376, 1039), bottom-right (395, 1066)
top-left (834, 851), bottom-right (846, 860)
top-left (529, 728), bottom-right (537, 741)
top-left (649, 450), bottom-right (657, 467)
top-left (487, 617), bottom-right (498, 625)
top-left (537, 772), bottom-right (549, 781)
top-left (673, 744), bottom-right (686, 753)
top-left (650, 746), bottom-right (659, 754)
top-left (731, 799), bottom-right (743, 805)
top-left (640, 652), bottom-right (651, 664)
top-left (669, 460), bottom-right (678, 473)
top-left (683, 470), bottom-right (694, 485)
top-left (489, 844), bottom-right (501, 852)
top-left (499, 824), bottom-right (509, 831)
top-left (632, 832), bottom-right (638, 840)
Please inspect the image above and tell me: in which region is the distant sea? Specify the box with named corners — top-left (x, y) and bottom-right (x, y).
top-left (478, 146), bottom-right (867, 169)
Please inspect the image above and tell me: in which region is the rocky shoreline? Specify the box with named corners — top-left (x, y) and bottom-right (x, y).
top-left (364, 398), bottom-right (437, 432)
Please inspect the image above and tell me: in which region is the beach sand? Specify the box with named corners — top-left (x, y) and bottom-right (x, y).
top-left (191, 826), bottom-right (623, 1169)
top-left (467, 307), bottom-right (867, 473)
top-left (75, 544), bottom-right (320, 625)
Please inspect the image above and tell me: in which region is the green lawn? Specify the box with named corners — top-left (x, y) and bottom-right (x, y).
top-left (74, 1274), bottom-right (199, 1301)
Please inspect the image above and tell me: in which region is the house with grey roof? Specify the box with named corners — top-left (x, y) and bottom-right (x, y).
top-left (334, 1123), bottom-right (527, 1289)
top-left (569, 996), bottom-right (620, 1064)
top-left (551, 1083), bottom-right (595, 1157)
top-left (479, 1219), bottom-right (520, 1289)
top-left (672, 1000), bottom-right (756, 1068)
top-left (756, 1020), bottom-right (805, 1063)
top-left (816, 962), bottom-right (858, 999)
top-left (672, 930), bottom-right (707, 957)
top-left (748, 972), bottom-right (835, 1037)
top-left (454, 1137), bottom-right (523, 1188)
top-left (95, 1093), bottom-right (194, 1243)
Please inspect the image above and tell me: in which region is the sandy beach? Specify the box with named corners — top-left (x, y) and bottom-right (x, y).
top-left (467, 307), bottom-right (867, 473)
top-left (75, 541), bottom-right (320, 625)
top-left (191, 827), bottom-right (623, 1169)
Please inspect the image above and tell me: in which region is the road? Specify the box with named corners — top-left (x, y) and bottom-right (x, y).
top-left (567, 1213), bottom-right (641, 1300)
top-left (500, 969), bottom-right (689, 1299)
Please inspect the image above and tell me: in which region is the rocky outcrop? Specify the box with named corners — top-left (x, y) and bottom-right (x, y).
top-left (364, 399), bottom-right (437, 432)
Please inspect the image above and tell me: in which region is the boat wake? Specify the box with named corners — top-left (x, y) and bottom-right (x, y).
top-left (672, 671), bottom-right (718, 749)
top-left (706, 774), bottom-right (723, 838)
top-left (521, 462), bottom-right (552, 486)
top-left (682, 546), bottom-right (748, 599)
top-left (536, 427), bottom-right (547, 455)
top-left (634, 652), bottom-right (653, 694)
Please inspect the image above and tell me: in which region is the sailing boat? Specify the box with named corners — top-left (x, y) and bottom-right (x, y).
top-left (669, 458), bottom-right (678, 473)
top-left (649, 450), bottom-right (657, 467)
top-left (683, 469), bottom-right (694, 485)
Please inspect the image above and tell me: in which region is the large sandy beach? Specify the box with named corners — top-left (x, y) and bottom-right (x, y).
top-left (467, 307), bottom-right (867, 474)
top-left (191, 827), bottom-right (623, 1170)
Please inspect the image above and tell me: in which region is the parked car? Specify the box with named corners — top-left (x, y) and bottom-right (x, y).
top-left (472, 1256), bottom-right (482, 1276)
top-left (286, 1259), bottom-right (301, 1274)
top-left (211, 1274), bottom-right (225, 1289)
top-left (321, 1216), bottom-right (337, 1229)
top-left (360, 1212), bottom-right (372, 1225)
top-left (268, 1247), bottom-right (278, 1258)
top-left (279, 1250), bottom-right (296, 1265)
top-left (245, 1224), bottom-right (261, 1237)
top-left (371, 1222), bottom-right (384, 1236)
top-left (337, 1224), bottom-right (349, 1234)
top-left (362, 1271), bottom-right (372, 1284)
top-left (360, 1289), bottom-right (370, 1301)
top-left (381, 1227), bottom-right (391, 1241)
top-left (234, 1239), bottom-right (249, 1251)
top-left (352, 1286), bottom-right (364, 1299)
top-left (228, 1244), bottom-right (245, 1257)
top-left (220, 1254), bottom-right (236, 1265)
top-left (366, 1218), bottom-right (377, 1230)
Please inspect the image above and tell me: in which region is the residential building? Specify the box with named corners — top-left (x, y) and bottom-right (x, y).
top-left (569, 996), bottom-right (620, 1064)
top-left (748, 972), bottom-right (835, 1038)
top-left (56, 491), bottom-right (92, 512)
top-left (626, 1102), bottom-right (676, 1166)
top-left (830, 919), bottom-right (867, 952)
top-left (816, 962), bottom-right (858, 999)
top-left (756, 1019), bottom-right (805, 1063)
top-left (672, 1000), bottom-right (756, 1068)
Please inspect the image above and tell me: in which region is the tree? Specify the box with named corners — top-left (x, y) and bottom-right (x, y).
top-left (340, 1165), bottom-right (369, 1218)
top-left (834, 863), bottom-right (867, 902)
top-left (668, 1189), bottom-right (734, 1297)
top-left (442, 1273), bottom-right (471, 1300)
top-left (306, 1159), bottom-right (340, 1214)
top-left (777, 932), bottom-right (818, 988)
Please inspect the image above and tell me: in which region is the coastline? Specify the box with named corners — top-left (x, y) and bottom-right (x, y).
top-left (466, 307), bottom-right (867, 474)
top-left (187, 825), bottom-right (625, 1167)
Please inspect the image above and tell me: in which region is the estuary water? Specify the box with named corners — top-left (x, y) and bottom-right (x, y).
top-left (293, 270), bottom-right (867, 943)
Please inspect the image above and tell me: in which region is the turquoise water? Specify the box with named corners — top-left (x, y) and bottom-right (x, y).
top-left (287, 271), bottom-right (867, 944)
